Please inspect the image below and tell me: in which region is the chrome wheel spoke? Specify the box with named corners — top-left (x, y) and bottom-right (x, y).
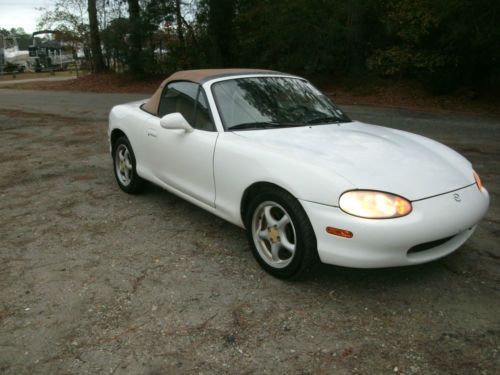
top-left (277, 214), bottom-right (290, 229)
top-left (263, 206), bottom-right (278, 226)
top-left (271, 243), bottom-right (281, 262)
top-left (258, 229), bottom-right (269, 240)
top-left (280, 236), bottom-right (295, 253)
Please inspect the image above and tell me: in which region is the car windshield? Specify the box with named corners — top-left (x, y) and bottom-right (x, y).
top-left (211, 76), bottom-right (351, 130)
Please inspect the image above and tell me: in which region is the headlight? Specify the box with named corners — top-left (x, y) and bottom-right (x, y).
top-left (339, 190), bottom-right (412, 219)
top-left (473, 170), bottom-right (484, 190)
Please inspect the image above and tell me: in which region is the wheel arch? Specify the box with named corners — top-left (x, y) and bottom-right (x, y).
top-left (240, 181), bottom-right (297, 227)
top-left (110, 128), bottom-right (128, 149)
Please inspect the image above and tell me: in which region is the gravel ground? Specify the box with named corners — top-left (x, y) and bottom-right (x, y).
top-left (0, 89), bottom-right (499, 374)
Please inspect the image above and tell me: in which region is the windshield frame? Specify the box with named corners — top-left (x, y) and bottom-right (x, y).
top-left (208, 75), bottom-right (351, 131)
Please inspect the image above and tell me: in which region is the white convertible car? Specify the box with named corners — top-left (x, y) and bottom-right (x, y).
top-left (108, 69), bottom-right (489, 278)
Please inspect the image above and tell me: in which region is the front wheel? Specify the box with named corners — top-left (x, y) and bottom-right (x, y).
top-left (245, 188), bottom-right (318, 279)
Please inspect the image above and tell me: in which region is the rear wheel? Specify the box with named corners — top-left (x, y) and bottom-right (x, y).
top-left (112, 136), bottom-right (144, 194)
top-left (245, 188), bottom-right (318, 279)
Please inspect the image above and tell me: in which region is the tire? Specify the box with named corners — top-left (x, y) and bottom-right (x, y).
top-left (112, 136), bottom-right (145, 194)
top-left (244, 187), bottom-right (318, 279)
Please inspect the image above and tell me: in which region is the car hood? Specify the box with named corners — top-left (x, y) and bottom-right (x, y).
top-left (233, 121), bottom-right (474, 201)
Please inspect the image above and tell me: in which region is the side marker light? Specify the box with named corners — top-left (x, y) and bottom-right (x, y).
top-left (326, 227), bottom-right (353, 238)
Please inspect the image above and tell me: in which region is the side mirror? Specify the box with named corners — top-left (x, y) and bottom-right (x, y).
top-left (160, 112), bottom-right (194, 133)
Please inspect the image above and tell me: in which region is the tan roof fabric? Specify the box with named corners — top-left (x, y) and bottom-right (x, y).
top-left (143, 68), bottom-right (280, 115)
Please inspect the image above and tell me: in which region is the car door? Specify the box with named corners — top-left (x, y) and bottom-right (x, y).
top-left (146, 81), bottom-right (218, 207)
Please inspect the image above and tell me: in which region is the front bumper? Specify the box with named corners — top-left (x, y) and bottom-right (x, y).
top-left (300, 184), bottom-right (489, 268)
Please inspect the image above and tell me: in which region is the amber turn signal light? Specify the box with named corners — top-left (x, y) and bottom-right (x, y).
top-left (473, 170), bottom-right (484, 190)
top-left (326, 227), bottom-right (353, 238)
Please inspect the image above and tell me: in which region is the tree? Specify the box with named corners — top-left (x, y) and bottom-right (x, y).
top-left (37, 0), bottom-right (90, 50)
top-left (127, 0), bottom-right (143, 75)
top-left (101, 17), bottom-right (130, 71)
top-left (175, 0), bottom-right (185, 51)
top-left (207, 0), bottom-right (234, 66)
top-left (88, 0), bottom-right (106, 72)
top-left (7, 28), bottom-right (32, 50)
top-left (27, 0), bottom-right (500, 92)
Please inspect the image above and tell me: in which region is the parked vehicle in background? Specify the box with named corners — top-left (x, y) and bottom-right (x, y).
top-left (0, 33), bottom-right (29, 73)
top-left (27, 31), bottom-right (75, 72)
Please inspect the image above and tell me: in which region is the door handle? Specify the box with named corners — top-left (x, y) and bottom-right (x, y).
top-left (147, 129), bottom-right (157, 138)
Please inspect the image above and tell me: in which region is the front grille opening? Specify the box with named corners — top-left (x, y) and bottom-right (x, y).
top-left (407, 235), bottom-right (456, 255)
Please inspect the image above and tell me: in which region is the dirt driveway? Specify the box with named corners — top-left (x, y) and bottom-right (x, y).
top-left (0, 89), bottom-right (499, 374)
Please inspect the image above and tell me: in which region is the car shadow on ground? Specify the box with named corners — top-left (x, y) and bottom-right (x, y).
top-left (142, 181), bottom-right (458, 288)
top-left (308, 259), bottom-right (450, 289)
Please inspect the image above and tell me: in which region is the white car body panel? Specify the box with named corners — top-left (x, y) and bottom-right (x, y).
top-left (108, 73), bottom-right (490, 268)
top-left (212, 131), bottom-right (356, 225)
top-left (302, 183), bottom-right (489, 267)
top-left (142, 114), bottom-right (218, 207)
top-left (232, 122), bottom-right (474, 201)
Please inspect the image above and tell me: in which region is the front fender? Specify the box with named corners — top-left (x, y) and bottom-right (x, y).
top-left (213, 132), bottom-right (354, 226)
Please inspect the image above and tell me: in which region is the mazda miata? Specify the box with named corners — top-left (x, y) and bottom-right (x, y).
top-left (108, 69), bottom-right (489, 278)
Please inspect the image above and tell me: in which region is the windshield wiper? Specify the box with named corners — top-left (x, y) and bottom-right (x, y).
top-left (228, 121), bottom-right (304, 130)
top-left (305, 116), bottom-right (348, 125)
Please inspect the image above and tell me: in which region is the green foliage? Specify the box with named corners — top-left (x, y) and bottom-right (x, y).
top-left (0, 28), bottom-right (32, 50)
top-left (367, 0), bottom-right (445, 78)
top-left (101, 17), bottom-right (130, 70)
top-left (430, 0), bottom-right (500, 91)
top-left (227, 0), bottom-right (392, 78)
top-left (15, 0), bottom-right (500, 92)
top-left (367, 0), bottom-right (500, 92)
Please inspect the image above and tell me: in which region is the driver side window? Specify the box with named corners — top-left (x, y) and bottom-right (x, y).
top-left (158, 81), bottom-right (197, 124)
top-left (158, 81), bottom-right (215, 132)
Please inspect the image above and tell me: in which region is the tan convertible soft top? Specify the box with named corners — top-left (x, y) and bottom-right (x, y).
top-left (142, 68), bottom-right (281, 115)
